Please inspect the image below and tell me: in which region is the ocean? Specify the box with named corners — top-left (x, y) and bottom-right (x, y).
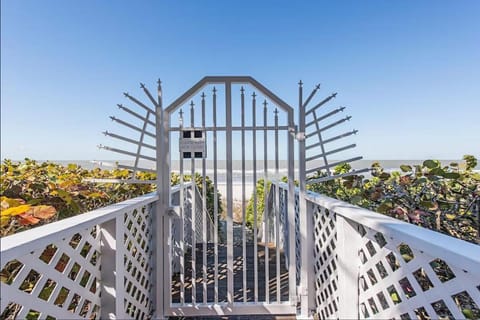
top-left (45, 159), bottom-right (478, 184)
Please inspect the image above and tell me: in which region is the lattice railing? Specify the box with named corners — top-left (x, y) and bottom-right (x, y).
top-left (0, 192), bottom-right (161, 319)
top-left (307, 191), bottom-right (480, 319)
top-left (271, 182), bottom-right (480, 319)
top-left (170, 183), bottom-right (215, 273)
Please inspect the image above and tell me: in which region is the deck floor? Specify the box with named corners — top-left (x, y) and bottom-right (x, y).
top-left (171, 242), bottom-right (290, 304)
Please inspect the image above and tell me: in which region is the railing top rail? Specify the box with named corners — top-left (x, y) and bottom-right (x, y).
top-left (0, 192), bottom-right (158, 262)
top-left (0, 183), bottom-right (190, 263)
top-left (275, 182), bottom-right (480, 276)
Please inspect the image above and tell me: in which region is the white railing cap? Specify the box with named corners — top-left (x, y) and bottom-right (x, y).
top-left (0, 192), bottom-right (158, 262)
top-left (276, 182), bottom-right (480, 277)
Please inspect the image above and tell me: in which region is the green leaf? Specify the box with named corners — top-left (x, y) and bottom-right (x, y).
top-left (462, 309), bottom-right (474, 319)
top-left (430, 168), bottom-right (445, 176)
top-left (423, 160), bottom-right (439, 169)
top-left (379, 172), bottom-right (391, 180)
top-left (444, 172), bottom-right (460, 179)
top-left (390, 292), bottom-right (400, 303)
top-left (400, 165), bottom-right (412, 172)
top-left (420, 201), bottom-right (436, 209)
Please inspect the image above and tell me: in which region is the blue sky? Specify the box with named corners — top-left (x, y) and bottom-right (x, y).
top-left (1, 0), bottom-right (479, 161)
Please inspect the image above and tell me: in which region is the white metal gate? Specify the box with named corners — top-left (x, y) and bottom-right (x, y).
top-left (162, 77), bottom-right (297, 317)
top-left (98, 75), bottom-right (365, 318)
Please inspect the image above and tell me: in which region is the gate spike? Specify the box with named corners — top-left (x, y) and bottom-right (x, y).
top-left (305, 92), bottom-right (338, 116)
top-left (252, 92), bottom-right (256, 99)
top-left (305, 106), bottom-right (346, 128)
top-left (302, 83), bottom-right (321, 109)
top-left (117, 104), bottom-right (155, 126)
top-left (305, 115), bottom-right (353, 139)
top-left (123, 92), bottom-right (155, 114)
top-left (141, 83), bottom-right (159, 108)
top-left (240, 86), bottom-right (245, 94)
top-left (306, 168), bottom-right (370, 185)
top-left (263, 99), bottom-right (268, 109)
top-left (212, 86), bottom-right (217, 94)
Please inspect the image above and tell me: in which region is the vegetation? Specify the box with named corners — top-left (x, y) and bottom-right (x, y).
top-left (247, 155), bottom-right (480, 244)
top-left (0, 159), bottom-right (221, 237)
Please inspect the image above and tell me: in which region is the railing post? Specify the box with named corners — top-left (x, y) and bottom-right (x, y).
top-left (100, 218), bottom-right (125, 319)
top-left (336, 216), bottom-right (360, 319)
top-left (155, 80), bottom-right (169, 318)
top-left (297, 81), bottom-right (314, 317)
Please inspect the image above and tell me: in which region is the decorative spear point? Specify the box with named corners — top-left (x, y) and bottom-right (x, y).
top-left (102, 131), bottom-right (108, 136)
top-left (353, 129), bottom-right (359, 135)
top-left (117, 104), bottom-right (123, 109)
top-left (340, 106), bottom-right (346, 112)
top-left (263, 99), bottom-right (268, 108)
top-left (332, 92), bottom-right (338, 98)
top-left (97, 144), bottom-right (104, 149)
top-left (140, 83), bottom-right (146, 89)
top-left (346, 116), bottom-right (352, 121)
top-left (252, 92), bottom-right (257, 98)
top-left (201, 92), bottom-right (206, 99)
top-left (240, 86), bottom-right (245, 94)
top-left (316, 84), bottom-right (321, 90)
top-left (274, 108), bottom-right (279, 115)
top-left (298, 80), bottom-right (303, 86)
top-left (212, 86), bottom-right (217, 93)
top-left (109, 116), bottom-right (116, 121)
top-left (157, 79), bottom-right (162, 86)
top-left (190, 100), bottom-right (194, 108)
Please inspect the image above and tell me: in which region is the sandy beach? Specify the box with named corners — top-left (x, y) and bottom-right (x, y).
top-left (216, 183), bottom-right (255, 202)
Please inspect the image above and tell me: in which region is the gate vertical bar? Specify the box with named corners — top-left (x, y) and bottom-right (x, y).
top-left (252, 92), bottom-right (259, 303)
top-left (156, 79), bottom-right (167, 318)
top-left (225, 81), bottom-right (234, 304)
top-left (190, 100), bottom-right (196, 305)
top-left (274, 108), bottom-right (281, 302)
top-left (201, 93), bottom-right (208, 303)
top-left (287, 90), bottom-right (297, 306)
top-left (179, 109), bottom-right (185, 305)
top-left (263, 99), bottom-right (269, 303)
top-left (213, 87), bottom-right (219, 304)
top-left (241, 87), bottom-right (247, 302)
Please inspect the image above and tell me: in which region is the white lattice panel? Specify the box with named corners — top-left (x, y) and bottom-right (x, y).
top-left (0, 226), bottom-right (102, 319)
top-left (356, 224), bottom-right (480, 320)
top-left (294, 192), bottom-right (301, 286)
top-left (279, 187), bottom-right (287, 251)
top-left (311, 203), bottom-right (339, 319)
top-left (122, 205), bottom-right (154, 319)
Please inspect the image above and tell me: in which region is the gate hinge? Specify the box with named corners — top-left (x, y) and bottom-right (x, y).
top-left (289, 125), bottom-right (305, 141)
